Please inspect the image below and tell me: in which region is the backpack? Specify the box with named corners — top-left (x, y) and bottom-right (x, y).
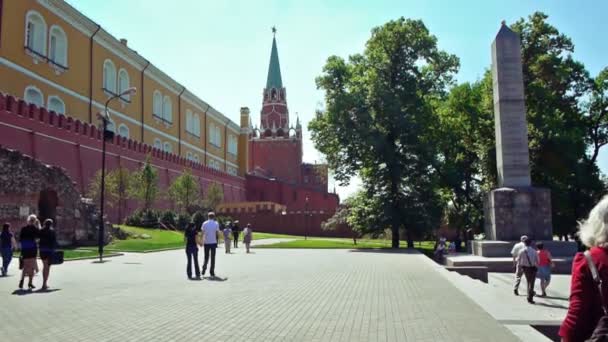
top-left (584, 250), bottom-right (608, 341)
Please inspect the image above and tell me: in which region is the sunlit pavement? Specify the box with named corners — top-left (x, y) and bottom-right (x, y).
top-left (0, 246), bottom-right (518, 342)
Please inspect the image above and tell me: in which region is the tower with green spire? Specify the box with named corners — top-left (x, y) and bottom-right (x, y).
top-left (260, 27), bottom-right (295, 138)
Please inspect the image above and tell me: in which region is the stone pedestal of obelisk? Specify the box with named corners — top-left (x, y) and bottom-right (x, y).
top-left (444, 22), bottom-right (576, 273)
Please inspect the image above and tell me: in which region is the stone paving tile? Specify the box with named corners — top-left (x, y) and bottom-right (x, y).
top-left (0, 247), bottom-right (518, 341)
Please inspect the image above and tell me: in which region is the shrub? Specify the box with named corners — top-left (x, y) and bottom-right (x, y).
top-left (160, 210), bottom-right (177, 228)
top-left (176, 213), bottom-right (190, 231)
top-left (125, 210), bottom-right (143, 227)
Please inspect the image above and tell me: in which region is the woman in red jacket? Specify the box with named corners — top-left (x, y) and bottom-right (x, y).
top-left (560, 196), bottom-right (608, 341)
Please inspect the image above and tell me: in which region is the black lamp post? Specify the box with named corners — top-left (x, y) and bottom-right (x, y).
top-left (97, 87), bottom-right (137, 262)
top-left (305, 196), bottom-right (309, 240)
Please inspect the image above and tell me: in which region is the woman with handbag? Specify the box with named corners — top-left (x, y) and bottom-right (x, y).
top-left (560, 195), bottom-right (608, 341)
top-left (18, 215), bottom-right (39, 290)
top-left (38, 219), bottom-right (57, 290)
top-left (1, 223), bottom-right (17, 276)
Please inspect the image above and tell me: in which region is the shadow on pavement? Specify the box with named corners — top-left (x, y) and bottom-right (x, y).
top-left (204, 276), bottom-right (228, 281)
top-left (535, 302), bottom-right (569, 310)
top-left (544, 295), bottom-right (569, 301)
top-left (348, 248), bottom-right (420, 254)
top-left (531, 325), bottom-right (560, 342)
top-left (12, 288), bottom-right (61, 296)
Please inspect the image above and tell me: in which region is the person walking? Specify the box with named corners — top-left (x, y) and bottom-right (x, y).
top-left (223, 223), bottom-right (232, 254)
top-left (517, 238), bottom-right (538, 304)
top-left (1, 223), bottom-right (17, 276)
top-left (243, 223), bottom-right (253, 253)
top-left (536, 242), bottom-right (553, 297)
top-left (38, 219), bottom-right (57, 290)
top-left (18, 215), bottom-right (39, 290)
top-left (184, 223), bottom-right (200, 279)
top-left (33, 218), bottom-right (41, 274)
top-left (511, 235), bottom-right (528, 296)
top-left (434, 236), bottom-right (447, 263)
top-left (201, 212), bottom-right (220, 277)
top-left (232, 221), bottom-right (240, 249)
top-left (560, 195), bottom-right (608, 341)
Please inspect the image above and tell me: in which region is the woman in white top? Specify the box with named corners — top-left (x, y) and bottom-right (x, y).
top-left (243, 224), bottom-right (253, 254)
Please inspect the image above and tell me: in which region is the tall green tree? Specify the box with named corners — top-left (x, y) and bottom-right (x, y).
top-left (167, 169), bottom-right (201, 215)
top-left (204, 182), bottom-right (224, 211)
top-left (87, 166), bottom-right (131, 220)
top-left (129, 155), bottom-right (159, 211)
top-left (310, 18), bottom-right (459, 247)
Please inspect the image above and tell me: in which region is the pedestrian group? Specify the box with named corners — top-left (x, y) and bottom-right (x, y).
top-left (184, 212), bottom-right (253, 280)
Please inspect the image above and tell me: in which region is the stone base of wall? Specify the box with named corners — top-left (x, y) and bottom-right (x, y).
top-left (483, 187), bottom-right (552, 241)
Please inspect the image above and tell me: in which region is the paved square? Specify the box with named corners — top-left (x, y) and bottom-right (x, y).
top-left (0, 247), bottom-right (518, 341)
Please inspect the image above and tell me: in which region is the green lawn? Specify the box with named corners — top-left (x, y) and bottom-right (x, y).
top-left (256, 238), bottom-right (392, 249)
top-left (105, 225), bottom-right (185, 252)
top-left (252, 232), bottom-right (302, 240)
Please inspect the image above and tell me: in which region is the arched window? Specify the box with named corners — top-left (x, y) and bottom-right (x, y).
top-left (153, 138), bottom-right (162, 150)
top-left (186, 109), bottom-right (193, 133)
top-left (103, 59), bottom-right (117, 93)
top-left (118, 69), bottom-right (130, 100)
top-left (47, 95), bottom-right (65, 115)
top-left (163, 142), bottom-right (172, 153)
top-left (24, 86), bottom-right (44, 107)
top-left (106, 120), bottom-right (116, 133)
top-left (186, 152), bottom-right (193, 161)
top-left (25, 11), bottom-right (47, 55)
top-left (162, 96), bottom-right (172, 123)
top-left (194, 114), bottom-right (200, 136)
top-left (118, 124), bottom-right (129, 138)
top-left (193, 155), bottom-right (200, 163)
top-left (153, 91), bottom-right (162, 118)
top-left (48, 25), bottom-right (67, 67)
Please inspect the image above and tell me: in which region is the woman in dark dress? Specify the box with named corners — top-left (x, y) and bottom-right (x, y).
top-left (184, 223), bottom-right (200, 279)
top-left (19, 215), bottom-right (39, 289)
top-left (38, 219), bottom-right (57, 290)
top-left (1, 223), bottom-right (17, 276)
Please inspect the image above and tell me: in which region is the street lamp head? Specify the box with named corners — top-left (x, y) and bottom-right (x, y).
top-left (120, 86), bottom-right (137, 96)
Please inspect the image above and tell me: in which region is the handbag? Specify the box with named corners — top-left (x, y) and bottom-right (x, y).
top-left (524, 249), bottom-right (538, 272)
top-left (50, 251), bottom-right (64, 265)
top-left (584, 250), bottom-right (608, 341)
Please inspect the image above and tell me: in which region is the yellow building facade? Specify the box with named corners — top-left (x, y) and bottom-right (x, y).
top-left (0, 0), bottom-right (245, 176)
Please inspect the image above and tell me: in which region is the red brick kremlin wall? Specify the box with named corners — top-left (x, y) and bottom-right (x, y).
top-left (0, 93), bottom-right (246, 222)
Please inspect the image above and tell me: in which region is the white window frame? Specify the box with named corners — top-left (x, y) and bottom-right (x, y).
top-left (162, 96), bottom-right (172, 123)
top-left (193, 154), bottom-right (200, 163)
top-left (106, 119), bottom-right (116, 133)
top-left (118, 69), bottom-right (130, 101)
top-left (194, 114), bottom-right (200, 137)
top-left (118, 124), bottom-right (130, 138)
top-left (163, 142), bottom-right (172, 153)
top-left (24, 85), bottom-right (44, 107)
top-left (153, 90), bottom-right (162, 118)
top-left (47, 95), bottom-right (65, 115)
top-left (103, 59), bottom-right (117, 94)
top-left (228, 135), bottom-right (238, 156)
top-left (24, 11), bottom-right (47, 57)
top-left (48, 25), bottom-right (68, 68)
top-left (186, 109), bottom-right (193, 134)
top-left (153, 138), bottom-right (162, 150)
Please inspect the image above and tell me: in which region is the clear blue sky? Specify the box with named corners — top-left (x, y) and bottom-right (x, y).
top-left (66, 0), bottom-right (608, 199)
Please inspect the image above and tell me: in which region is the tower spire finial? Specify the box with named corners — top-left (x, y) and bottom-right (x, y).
top-left (272, 26), bottom-right (277, 37)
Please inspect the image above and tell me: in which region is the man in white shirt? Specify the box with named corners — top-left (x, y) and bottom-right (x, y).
top-left (201, 212), bottom-right (220, 277)
top-left (511, 235), bottom-right (528, 296)
top-left (517, 238), bottom-right (539, 304)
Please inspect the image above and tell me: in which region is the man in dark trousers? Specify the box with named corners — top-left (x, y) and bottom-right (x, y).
top-left (232, 221), bottom-right (240, 249)
top-left (201, 212), bottom-right (220, 277)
